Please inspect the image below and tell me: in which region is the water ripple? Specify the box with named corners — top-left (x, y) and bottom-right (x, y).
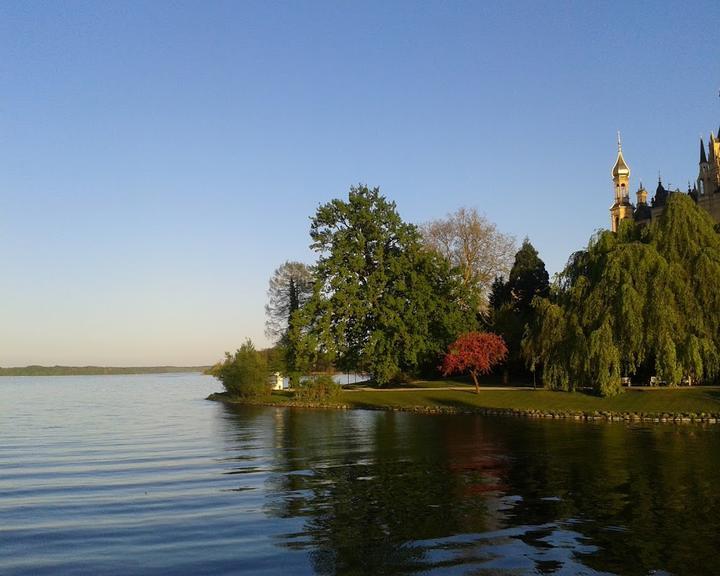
top-left (2, 375), bottom-right (718, 575)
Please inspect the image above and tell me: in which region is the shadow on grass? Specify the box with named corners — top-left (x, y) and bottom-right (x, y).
top-left (345, 374), bottom-right (538, 390)
top-left (347, 389), bottom-right (537, 412)
top-left (426, 392), bottom-right (488, 411)
top-left (696, 388), bottom-right (720, 404)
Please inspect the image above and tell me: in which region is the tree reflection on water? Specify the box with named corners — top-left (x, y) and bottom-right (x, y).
top-left (222, 405), bottom-right (720, 575)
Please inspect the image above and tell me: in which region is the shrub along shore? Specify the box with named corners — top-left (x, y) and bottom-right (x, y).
top-left (208, 384), bottom-right (720, 424)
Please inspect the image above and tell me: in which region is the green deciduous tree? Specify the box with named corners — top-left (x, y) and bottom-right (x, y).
top-left (293, 185), bottom-right (477, 385)
top-left (525, 194), bottom-right (720, 395)
top-left (210, 339), bottom-right (270, 398)
top-left (294, 374), bottom-right (341, 402)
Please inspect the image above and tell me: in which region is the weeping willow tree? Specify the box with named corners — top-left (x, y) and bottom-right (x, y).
top-left (524, 194), bottom-right (720, 395)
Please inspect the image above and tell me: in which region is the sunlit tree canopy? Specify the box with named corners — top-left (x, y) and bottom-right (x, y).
top-left (524, 194), bottom-right (720, 395)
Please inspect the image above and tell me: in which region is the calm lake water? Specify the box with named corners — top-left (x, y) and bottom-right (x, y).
top-left (2, 374), bottom-right (720, 575)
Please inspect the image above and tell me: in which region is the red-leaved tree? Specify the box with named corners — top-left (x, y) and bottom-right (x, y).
top-left (442, 332), bottom-right (508, 393)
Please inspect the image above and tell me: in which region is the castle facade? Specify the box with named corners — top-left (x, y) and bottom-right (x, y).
top-left (610, 126), bottom-right (720, 232)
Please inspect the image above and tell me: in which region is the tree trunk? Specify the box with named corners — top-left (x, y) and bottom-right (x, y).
top-left (471, 371), bottom-right (480, 394)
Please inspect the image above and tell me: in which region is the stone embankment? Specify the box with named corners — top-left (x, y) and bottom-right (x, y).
top-left (391, 405), bottom-right (720, 424)
top-left (207, 393), bottom-right (720, 424)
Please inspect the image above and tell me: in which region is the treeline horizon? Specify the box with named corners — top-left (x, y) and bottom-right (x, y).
top-left (0, 365), bottom-right (211, 376)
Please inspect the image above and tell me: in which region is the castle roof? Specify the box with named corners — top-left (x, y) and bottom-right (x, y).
top-left (612, 134), bottom-right (630, 179)
top-left (612, 150), bottom-right (630, 178)
top-left (652, 180), bottom-right (668, 207)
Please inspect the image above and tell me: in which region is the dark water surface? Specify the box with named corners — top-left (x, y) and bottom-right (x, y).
top-left (2, 375), bottom-right (720, 575)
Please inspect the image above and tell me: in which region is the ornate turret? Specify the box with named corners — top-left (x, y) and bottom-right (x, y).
top-left (610, 133), bottom-right (634, 232)
top-left (653, 177), bottom-right (668, 207)
top-left (612, 133), bottom-right (631, 200)
top-left (699, 138), bottom-right (710, 195)
top-left (634, 182), bottom-right (651, 222)
top-left (612, 146), bottom-right (630, 180)
top-left (711, 132), bottom-right (717, 162)
top-left (698, 129), bottom-right (720, 195)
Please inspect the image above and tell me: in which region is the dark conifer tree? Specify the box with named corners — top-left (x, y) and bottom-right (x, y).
top-left (490, 239), bottom-right (549, 384)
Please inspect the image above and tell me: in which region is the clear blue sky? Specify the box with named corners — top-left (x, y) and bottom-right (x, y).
top-left (1, 1), bottom-right (719, 366)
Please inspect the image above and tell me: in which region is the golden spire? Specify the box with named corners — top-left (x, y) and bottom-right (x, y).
top-left (612, 131), bottom-right (630, 179)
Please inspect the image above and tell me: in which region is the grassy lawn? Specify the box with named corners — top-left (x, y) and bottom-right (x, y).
top-left (339, 387), bottom-right (720, 415)
top-left (386, 377), bottom-right (474, 389)
top-left (346, 374), bottom-right (534, 389)
top-left (347, 375), bottom-right (532, 389)
top-left (212, 383), bottom-right (720, 418)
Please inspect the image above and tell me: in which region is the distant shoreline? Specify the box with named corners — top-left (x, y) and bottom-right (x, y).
top-left (0, 366), bottom-right (211, 377)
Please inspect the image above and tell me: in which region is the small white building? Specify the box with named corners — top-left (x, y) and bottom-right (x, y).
top-left (271, 372), bottom-right (286, 391)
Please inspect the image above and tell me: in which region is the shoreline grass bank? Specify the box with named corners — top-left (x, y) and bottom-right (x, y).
top-left (208, 385), bottom-right (720, 424)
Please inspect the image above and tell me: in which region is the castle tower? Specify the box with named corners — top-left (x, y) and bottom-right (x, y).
top-left (610, 133), bottom-right (634, 232)
top-left (699, 129), bottom-right (720, 195)
top-left (698, 137), bottom-right (709, 195)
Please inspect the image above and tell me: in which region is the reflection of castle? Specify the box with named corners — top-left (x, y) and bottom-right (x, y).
top-left (610, 126), bottom-right (720, 232)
